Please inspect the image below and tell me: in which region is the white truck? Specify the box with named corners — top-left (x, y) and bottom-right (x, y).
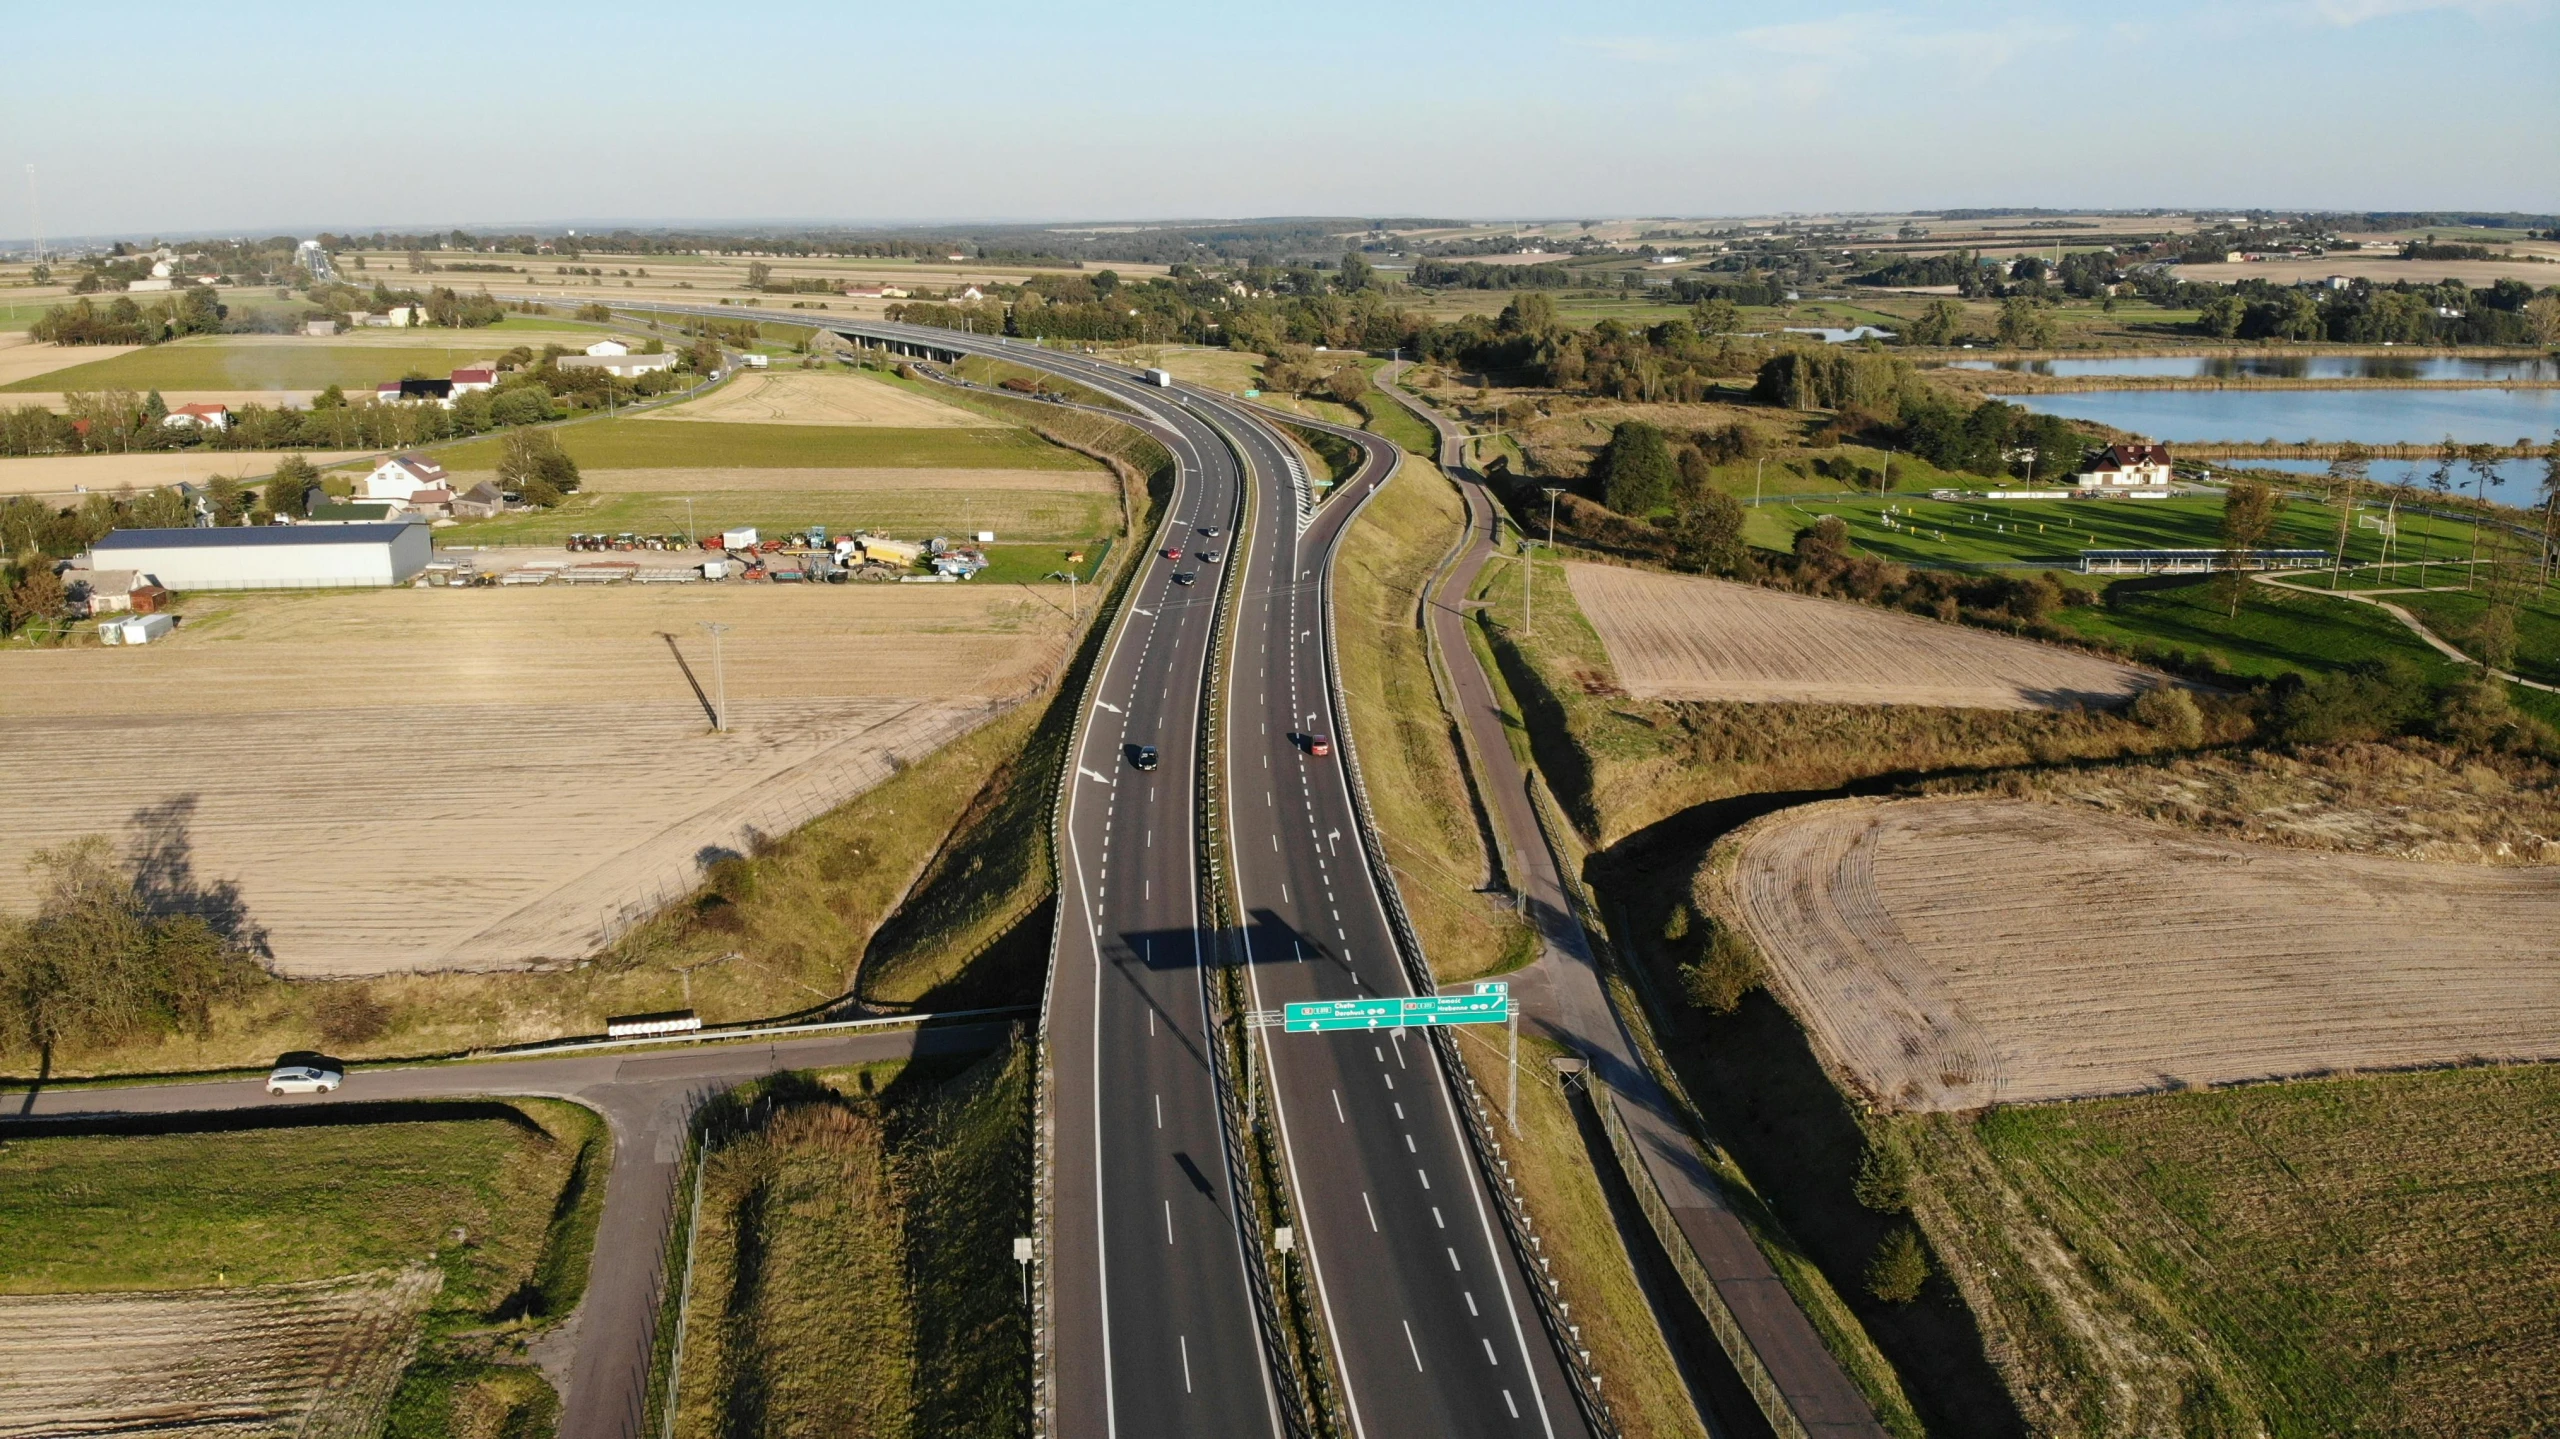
top-left (1141, 367), bottom-right (1173, 388)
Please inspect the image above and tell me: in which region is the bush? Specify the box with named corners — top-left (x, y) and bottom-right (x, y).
top-left (2131, 685), bottom-right (2205, 747)
top-left (1865, 1225), bottom-right (1930, 1304)
top-left (317, 984), bottom-right (392, 1047)
top-left (1679, 922), bottom-right (1765, 1014)
top-left (1853, 1138), bottom-right (1911, 1213)
top-left (0, 835), bottom-right (264, 1058)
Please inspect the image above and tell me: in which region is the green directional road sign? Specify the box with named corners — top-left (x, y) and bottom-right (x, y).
top-left (1282, 982), bottom-right (1511, 1033)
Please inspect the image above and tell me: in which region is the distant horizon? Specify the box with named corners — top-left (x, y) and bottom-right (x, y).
top-left (6, 205), bottom-right (2552, 255)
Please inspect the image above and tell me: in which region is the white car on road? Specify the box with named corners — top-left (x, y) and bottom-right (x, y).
top-left (266, 1063), bottom-right (343, 1096)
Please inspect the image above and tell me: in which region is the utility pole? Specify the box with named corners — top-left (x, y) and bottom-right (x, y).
top-left (699, 621), bottom-right (731, 733)
top-left (1753, 455), bottom-right (1764, 508)
top-left (24, 165), bottom-right (40, 269)
top-left (1532, 487), bottom-right (1565, 635)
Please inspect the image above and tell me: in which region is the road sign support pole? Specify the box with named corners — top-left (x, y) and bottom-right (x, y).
top-left (1507, 1000), bottom-right (1519, 1134)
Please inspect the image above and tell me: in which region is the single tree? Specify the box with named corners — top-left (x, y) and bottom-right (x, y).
top-left (2215, 477), bottom-right (2280, 617)
top-left (1995, 296), bottom-right (2056, 348)
top-left (2420, 439), bottom-right (2458, 586)
top-left (2462, 443), bottom-right (2504, 590)
top-left (4, 566), bottom-right (67, 634)
top-left (745, 260), bottom-right (772, 291)
top-left (1669, 487), bottom-right (1746, 575)
top-left (1905, 297), bottom-right (1965, 346)
top-left (263, 454), bottom-right (319, 519)
top-left (1689, 298), bottom-right (1742, 336)
top-left (498, 429), bottom-right (581, 508)
top-left (1336, 250), bottom-right (1372, 292)
top-left (1592, 420), bottom-right (1677, 515)
top-left (1865, 1226), bottom-right (1930, 1304)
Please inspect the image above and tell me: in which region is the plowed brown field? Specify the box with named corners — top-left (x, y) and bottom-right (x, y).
top-left (0, 586), bottom-right (1072, 976)
top-left (0, 1268), bottom-right (438, 1439)
top-left (1566, 563), bottom-right (2156, 709)
top-left (1723, 798), bottom-right (2560, 1110)
top-left (639, 369), bottom-right (996, 428)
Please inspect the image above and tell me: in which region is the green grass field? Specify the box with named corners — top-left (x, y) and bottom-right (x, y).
top-left (0, 341), bottom-right (515, 394)
top-left (0, 1100), bottom-right (601, 1303)
top-left (1909, 1065), bottom-right (2560, 1438)
top-left (432, 417), bottom-right (1099, 472)
top-left (442, 488), bottom-right (1116, 548)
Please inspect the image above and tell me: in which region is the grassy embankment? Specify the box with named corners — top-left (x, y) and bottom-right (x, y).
top-left (1904, 1065), bottom-right (2560, 1438)
top-left (669, 1044), bottom-right (1031, 1438)
top-left (0, 1099), bottom-right (607, 1435)
top-left (1332, 458), bottom-right (1708, 1438)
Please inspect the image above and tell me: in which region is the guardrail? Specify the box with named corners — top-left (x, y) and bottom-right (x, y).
top-left (1189, 400), bottom-right (1344, 1438)
top-left (1304, 427), bottom-right (1624, 1439)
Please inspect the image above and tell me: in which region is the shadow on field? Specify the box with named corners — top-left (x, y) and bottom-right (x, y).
top-left (0, 1096), bottom-right (548, 1141)
top-left (126, 795), bottom-right (269, 958)
top-left (1595, 800), bottom-right (2028, 1439)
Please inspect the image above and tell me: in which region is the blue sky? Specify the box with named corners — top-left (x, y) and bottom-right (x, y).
top-left (5, 0), bottom-right (2552, 239)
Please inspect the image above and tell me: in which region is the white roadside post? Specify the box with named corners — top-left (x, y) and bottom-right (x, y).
top-left (1014, 1235), bottom-right (1033, 1306)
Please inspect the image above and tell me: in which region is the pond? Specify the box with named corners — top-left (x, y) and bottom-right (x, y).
top-left (2232, 456), bottom-right (2553, 497)
top-left (2011, 387), bottom-right (2560, 447)
top-left (1946, 354), bottom-right (2559, 381)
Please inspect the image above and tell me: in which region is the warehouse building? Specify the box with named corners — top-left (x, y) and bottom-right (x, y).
top-left (86, 523), bottom-right (432, 590)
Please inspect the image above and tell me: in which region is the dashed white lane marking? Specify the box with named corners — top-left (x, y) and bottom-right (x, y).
top-left (1164, 1200), bottom-right (1174, 1245)
top-left (1180, 1335), bottom-right (1194, 1393)
top-left (1362, 1192), bottom-right (1379, 1232)
top-left (1404, 1133), bottom-right (1417, 1153)
top-left (1484, 1338), bottom-right (1501, 1366)
top-left (1432, 1206), bottom-right (1446, 1229)
top-left (1332, 1089), bottom-right (1345, 1122)
top-left (1445, 1245), bottom-right (1460, 1270)
top-left (1154, 1094), bottom-right (1163, 1128)
top-left (1465, 1290), bottom-right (1479, 1316)
top-left (1403, 1320), bottom-right (1426, 1373)
top-left (1503, 1389), bottom-right (1519, 1419)
top-left (1419, 1168), bottom-right (1432, 1190)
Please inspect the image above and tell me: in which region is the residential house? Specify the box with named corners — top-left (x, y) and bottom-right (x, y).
top-left (403, 489), bottom-right (455, 517)
top-left (956, 286), bottom-right (986, 301)
top-left (359, 453), bottom-right (451, 502)
top-left (305, 318), bottom-right (340, 336)
top-left (451, 480), bottom-right (508, 519)
top-left (584, 338), bottom-right (635, 357)
top-left (2074, 443), bottom-right (2175, 490)
top-left (69, 569), bottom-right (146, 615)
top-left (306, 500), bottom-right (404, 524)
top-left (448, 367), bottom-right (497, 397)
top-left (162, 402), bottom-right (230, 432)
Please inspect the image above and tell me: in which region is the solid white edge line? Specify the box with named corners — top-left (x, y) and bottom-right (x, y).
top-left (1309, 427), bottom-right (1568, 1438)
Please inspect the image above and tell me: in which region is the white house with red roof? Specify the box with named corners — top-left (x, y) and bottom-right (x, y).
top-left (161, 402), bottom-right (230, 431)
top-left (359, 453), bottom-right (452, 502)
top-left (448, 367), bottom-right (497, 397)
top-left (2074, 443), bottom-right (2175, 490)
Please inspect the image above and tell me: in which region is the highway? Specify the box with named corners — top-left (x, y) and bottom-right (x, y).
top-left (1212, 406), bottom-right (1591, 1437)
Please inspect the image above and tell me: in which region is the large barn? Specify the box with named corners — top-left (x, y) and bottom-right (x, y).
top-left (87, 523), bottom-right (432, 590)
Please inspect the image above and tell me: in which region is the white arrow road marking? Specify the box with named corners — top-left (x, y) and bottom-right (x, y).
top-left (1079, 767), bottom-right (1113, 784)
top-left (1094, 700), bottom-right (1123, 714)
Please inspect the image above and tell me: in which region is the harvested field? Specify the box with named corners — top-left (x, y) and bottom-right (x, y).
top-left (640, 368), bottom-right (998, 428)
top-left (1723, 797), bottom-right (2560, 1111)
top-left (4, 388), bottom-right (322, 413)
top-left (573, 464), bottom-right (1114, 495)
top-left (431, 417), bottom-right (1096, 473)
top-left (0, 1269), bottom-right (440, 1439)
top-left (0, 450), bottom-right (364, 499)
top-left (0, 586), bottom-right (1074, 975)
top-left (1566, 563), bottom-right (2156, 709)
top-left (0, 336), bottom-right (142, 387)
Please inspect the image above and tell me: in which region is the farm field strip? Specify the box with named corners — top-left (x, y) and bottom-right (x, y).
top-left (637, 368), bottom-right (1000, 428)
top-left (430, 418), bottom-right (1099, 473)
top-left (0, 1268), bottom-right (439, 1439)
top-left (1728, 798), bottom-right (2560, 1111)
top-left (1565, 562), bottom-right (2156, 708)
top-left (0, 341), bottom-right (515, 395)
top-left (0, 450), bottom-right (367, 497)
top-left (0, 339), bottom-right (142, 387)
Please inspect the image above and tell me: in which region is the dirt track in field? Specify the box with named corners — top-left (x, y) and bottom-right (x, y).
top-left (1566, 562), bottom-right (2157, 709)
top-left (0, 587), bottom-right (1072, 976)
top-left (0, 1268), bottom-right (437, 1439)
top-left (1724, 798), bottom-right (2560, 1111)
top-left (639, 369), bottom-right (997, 428)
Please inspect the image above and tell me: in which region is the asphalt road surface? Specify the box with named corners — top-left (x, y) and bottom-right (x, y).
top-left (3, 1021), bottom-right (1013, 1439)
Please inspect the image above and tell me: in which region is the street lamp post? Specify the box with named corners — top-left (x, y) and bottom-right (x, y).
top-left (698, 621), bottom-right (731, 733)
top-left (1529, 486), bottom-right (1565, 635)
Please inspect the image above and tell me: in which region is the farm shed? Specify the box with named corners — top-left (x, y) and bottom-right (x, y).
top-left (88, 523), bottom-right (431, 590)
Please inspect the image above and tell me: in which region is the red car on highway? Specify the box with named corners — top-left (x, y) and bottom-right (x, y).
top-left (1164, 547), bottom-right (1183, 561)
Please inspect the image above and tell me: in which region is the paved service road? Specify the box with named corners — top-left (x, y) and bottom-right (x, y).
top-left (1202, 402), bottom-right (1590, 1438)
top-left (1372, 367), bottom-right (1889, 1438)
top-left (3, 1021), bottom-right (1013, 1439)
